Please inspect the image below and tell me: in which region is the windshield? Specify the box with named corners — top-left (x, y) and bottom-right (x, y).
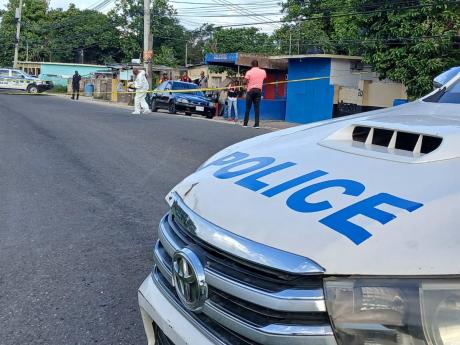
top-left (20, 71), bottom-right (33, 78)
top-left (172, 82), bottom-right (204, 96)
top-left (426, 78), bottom-right (460, 104)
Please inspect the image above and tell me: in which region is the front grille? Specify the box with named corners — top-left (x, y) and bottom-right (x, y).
top-left (152, 193), bottom-right (337, 345)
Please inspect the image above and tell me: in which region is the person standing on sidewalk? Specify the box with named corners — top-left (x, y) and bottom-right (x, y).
top-left (227, 82), bottom-right (239, 122)
top-left (243, 60), bottom-right (266, 128)
top-left (218, 88), bottom-right (228, 118)
top-left (71, 71), bottom-right (81, 100)
top-left (198, 71), bottom-right (208, 89)
top-left (131, 69), bottom-right (151, 115)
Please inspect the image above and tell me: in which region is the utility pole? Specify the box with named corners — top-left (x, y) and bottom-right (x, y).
top-left (144, 0), bottom-right (153, 87)
top-left (185, 42), bottom-right (188, 67)
top-left (13, 0), bottom-right (23, 68)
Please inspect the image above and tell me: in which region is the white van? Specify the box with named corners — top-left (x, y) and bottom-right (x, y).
top-left (0, 68), bottom-right (52, 93)
top-left (139, 71), bottom-right (460, 345)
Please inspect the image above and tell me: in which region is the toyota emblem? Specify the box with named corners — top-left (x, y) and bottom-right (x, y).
top-left (172, 247), bottom-right (208, 312)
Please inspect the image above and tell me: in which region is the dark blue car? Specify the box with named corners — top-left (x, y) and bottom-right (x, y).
top-left (150, 81), bottom-right (215, 118)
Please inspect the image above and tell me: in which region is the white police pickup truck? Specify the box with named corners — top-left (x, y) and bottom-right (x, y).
top-left (0, 68), bottom-right (52, 94)
top-left (139, 70), bottom-right (460, 345)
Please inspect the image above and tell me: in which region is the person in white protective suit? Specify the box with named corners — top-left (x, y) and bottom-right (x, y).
top-left (131, 69), bottom-right (151, 115)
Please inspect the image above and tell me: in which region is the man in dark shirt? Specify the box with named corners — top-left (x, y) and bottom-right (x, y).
top-left (227, 82), bottom-right (239, 122)
top-left (71, 71), bottom-right (81, 100)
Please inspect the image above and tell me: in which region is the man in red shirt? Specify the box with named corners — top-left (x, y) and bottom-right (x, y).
top-left (243, 60), bottom-right (267, 128)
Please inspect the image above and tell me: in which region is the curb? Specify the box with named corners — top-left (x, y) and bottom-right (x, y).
top-left (47, 93), bottom-right (299, 132)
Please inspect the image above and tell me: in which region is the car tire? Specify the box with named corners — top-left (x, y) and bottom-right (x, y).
top-left (185, 112), bottom-right (192, 116)
top-left (151, 99), bottom-right (158, 112)
top-left (27, 85), bottom-right (39, 94)
top-left (206, 111), bottom-right (214, 119)
top-left (168, 101), bottom-right (176, 114)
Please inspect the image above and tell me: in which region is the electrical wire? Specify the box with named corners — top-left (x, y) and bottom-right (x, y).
top-left (219, 0), bottom-right (282, 24)
top-left (176, 13), bottom-right (283, 17)
top-left (216, 0), bottom-right (460, 27)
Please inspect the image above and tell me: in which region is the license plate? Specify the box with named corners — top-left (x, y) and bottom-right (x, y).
top-left (196, 106), bottom-right (204, 112)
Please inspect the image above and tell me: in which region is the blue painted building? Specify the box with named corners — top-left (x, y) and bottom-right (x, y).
top-left (204, 52), bottom-right (288, 121)
top-left (270, 54), bottom-right (408, 124)
top-left (284, 57), bottom-right (335, 123)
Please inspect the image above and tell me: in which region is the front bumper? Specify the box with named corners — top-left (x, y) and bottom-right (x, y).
top-left (176, 103), bottom-right (214, 115)
top-left (138, 273), bottom-right (215, 345)
top-left (38, 82), bottom-right (53, 92)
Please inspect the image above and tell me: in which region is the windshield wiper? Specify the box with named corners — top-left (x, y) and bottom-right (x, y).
top-left (424, 87), bottom-right (447, 103)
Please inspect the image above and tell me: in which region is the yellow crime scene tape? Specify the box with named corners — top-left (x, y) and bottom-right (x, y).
top-left (1, 76), bottom-right (330, 96)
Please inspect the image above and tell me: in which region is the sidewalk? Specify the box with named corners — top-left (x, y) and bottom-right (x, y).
top-left (50, 94), bottom-right (301, 131)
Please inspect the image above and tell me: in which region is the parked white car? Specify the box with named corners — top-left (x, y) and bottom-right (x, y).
top-left (139, 70), bottom-right (460, 345)
top-left (0, 68), bottom-right (53, 93)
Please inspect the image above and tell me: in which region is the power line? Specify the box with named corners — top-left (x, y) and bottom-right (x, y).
top-left (216, 0), bottom-right (460, 27)
top-left (176, 13), bottom-right (283, 17)
top-left (170, 0), bottom-right (280, 4)
top-left (209, 0), bottom-right (281, 30)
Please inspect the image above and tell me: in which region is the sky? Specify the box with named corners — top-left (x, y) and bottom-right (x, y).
top-left (0, 0), bottom-right (283, 32)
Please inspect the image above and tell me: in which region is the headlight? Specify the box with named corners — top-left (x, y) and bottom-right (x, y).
top-left (178, 98), bottom-right (189, 104)
top-left (325, 278), bottom-right (460, 345)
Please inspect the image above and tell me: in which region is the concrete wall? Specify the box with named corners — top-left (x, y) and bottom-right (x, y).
top-left (187, 65), bottom-right (227, 88)
top-left (363, 80), bottom-right (408, 107)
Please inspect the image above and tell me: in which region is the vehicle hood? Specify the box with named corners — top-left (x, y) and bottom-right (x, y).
top-left (28, 76), bottom-right (47, 83)
top-left (168, 101), bottom-right (460, 276)
top-left (176, 94), bottom-right (210, 103)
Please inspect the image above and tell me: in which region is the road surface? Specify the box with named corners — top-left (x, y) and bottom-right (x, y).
top-left (0, 94), bottom-right (267, 344)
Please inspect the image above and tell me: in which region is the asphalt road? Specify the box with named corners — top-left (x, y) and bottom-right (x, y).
top-left (0, 94), bottom-right (267, 345)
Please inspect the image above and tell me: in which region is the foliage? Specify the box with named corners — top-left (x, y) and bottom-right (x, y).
top-left (277, 0), bottom-right (460, 97)
top-left (0, 0), bottom-right (123, 66)
top-left (49, 85), bottom-right (68, 93)
top-left (187, 24), bottom-right (215, 65)
top-left (108, 0), bottom-right (188, 66)
top-left (153, 45), bottom-right (177, 67)
top-left (353, 0), bottom-right (460, 97)
top-left (0, 0), bottom-right (458, 96)
top-left (204, 27), bottom-right (276, 54)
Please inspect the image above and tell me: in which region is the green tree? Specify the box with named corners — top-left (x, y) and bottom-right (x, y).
top-left (204, 27), bottom-right (276, 54)
top-left (0, 0), bottom-right (49, 66)
top-left (187, 24), bottom-right (215, 65)
top-left (43, 4), bottom-right (123, 64)
top-left (153, 45), bottom-right (177, 66)
top-left (278, 0), bottom-right (460, 97)
top-left (109, 0), bottom-right (188, 65)
top-left (354, 0), bottom-right (460, 97)
top-left (0, 1), bottom-right (124, 65)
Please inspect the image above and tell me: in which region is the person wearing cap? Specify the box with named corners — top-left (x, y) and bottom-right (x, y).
top-left (243, 60), bottom-right (266, 128)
